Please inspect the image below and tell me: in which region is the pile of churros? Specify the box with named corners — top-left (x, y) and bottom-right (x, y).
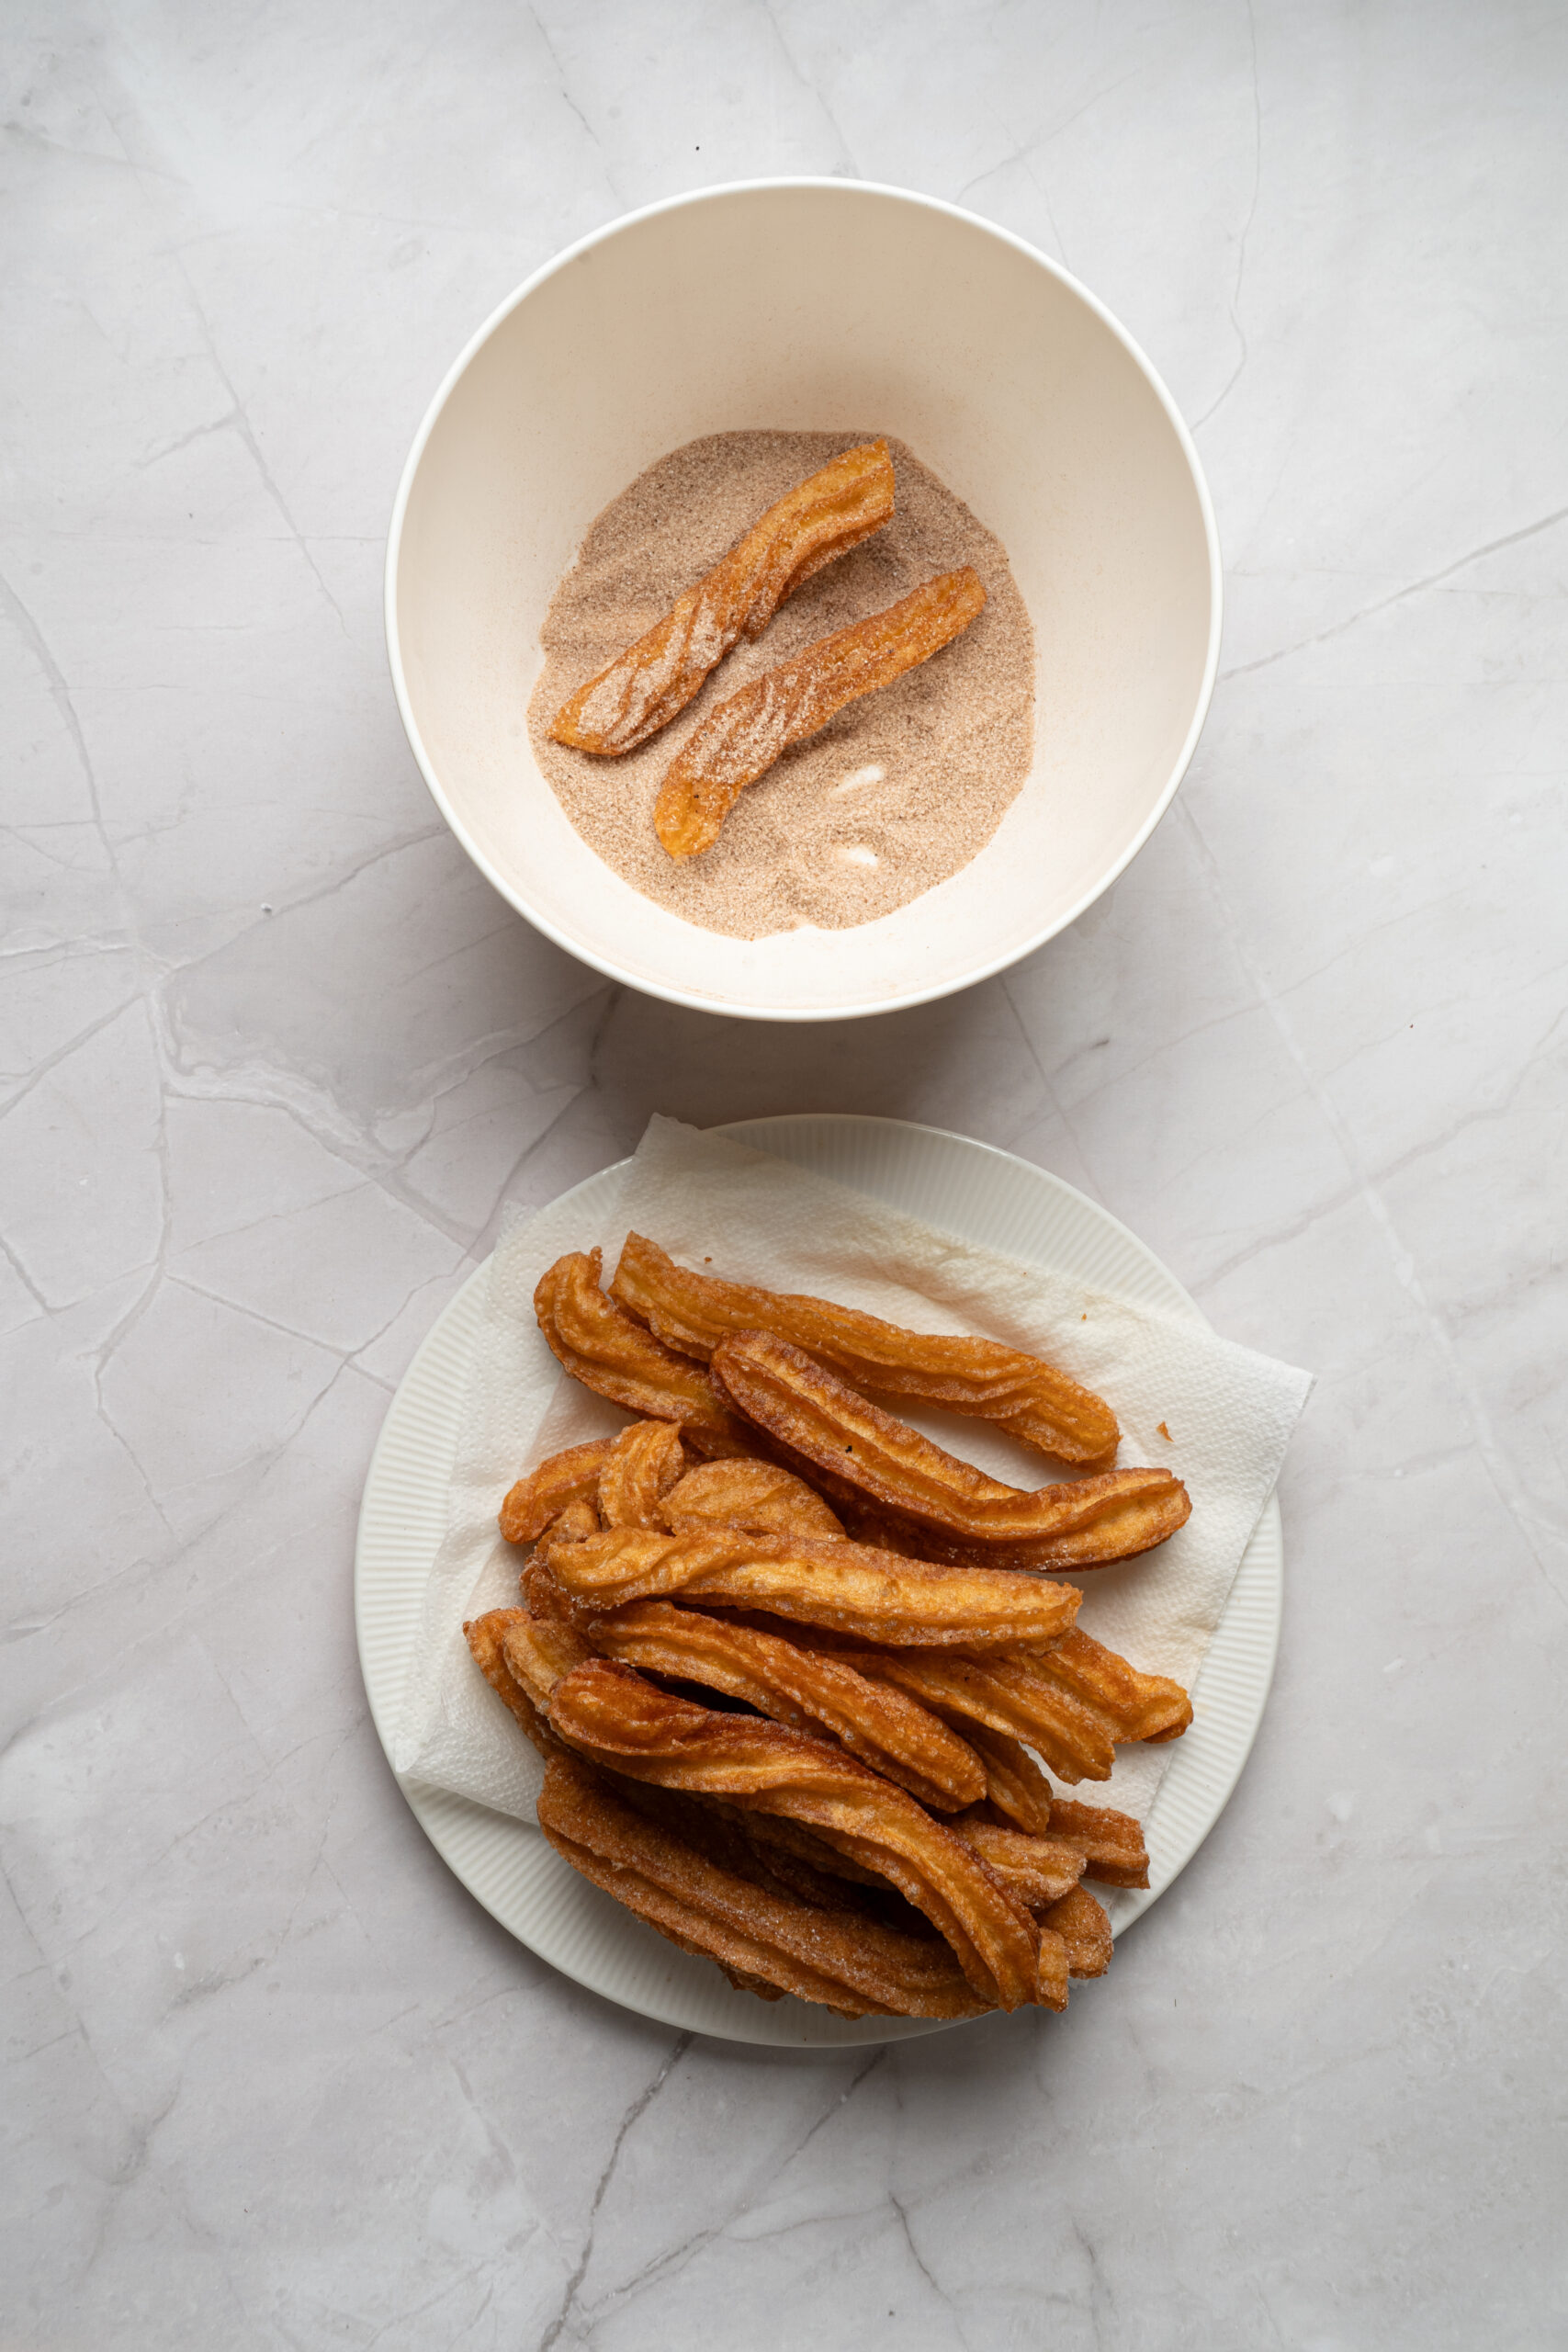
top-left (467, 1235), bottom-right (1194, 2020)
top-left (547, 439), bottom-right (987, 861)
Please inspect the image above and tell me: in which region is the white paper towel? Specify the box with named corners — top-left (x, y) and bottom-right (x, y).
top-left (394, 1116), bottom-right (1312, 1828)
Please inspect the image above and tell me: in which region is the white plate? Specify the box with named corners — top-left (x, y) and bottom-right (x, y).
top-left (355, 1116), bottom-right (1281, 2046)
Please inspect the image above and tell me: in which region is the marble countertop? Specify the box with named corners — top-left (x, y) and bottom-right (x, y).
top-left (4, 6), bottom-right (1562, 2346)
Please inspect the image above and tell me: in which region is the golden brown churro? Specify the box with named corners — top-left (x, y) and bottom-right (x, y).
top-left (612, 1232), bottom-right (1121, 1467)
top-left (547, 1497), bottom-right (604, 1545)
top-left (1045, 1798), bottom-right (1151, 1891)
top-left (845, 1633), bottom-right (1187, 1785)
top-left (659, 1456), bottom-right (845, 1541)
top-left (949, 1818), bottom-right (1086, 1911)
top-left (463, 1608), bottom-right (554, 1753)
top-left (775, 1625), bottom-right (1066, 1824)
top-left (653, 568), bottom-right (987, 858)
top-left (710, 1329), bottom-right (1190, 1569)
top-left (537, 1523), bottom-right (1083, 1651)
top-left (500, 1439), bottom-right (616, 1546)
top-left (1028, 1626), bottom-right (1193, 1745)
top-left (543, 1658), bottom-right (1040, 2009)
top-left (534, 1250), bottom-right (753, 1456)
top-left (549, 440), bottom-right (896, 756)
top-left (596, 1419), bottom-right (688, 1529)
top-left (580, 1596), bottom-right (986, 1811)
top-left (1042, 1884), bottom-right (1114, 1978)
top-left (953, 1724), bottom-right (1058, 1835)
top-left (500, 1609), bottom-right (595, 1713)
top-left (536, 1749), bottom-right (988, 2018)
top-left (1036, 1929), bottom-right (1072, 2012)
top-left (853, 1647), bottom-right (1117, 1785)
top-left (476, 1226), bottom-right (1205, 2018)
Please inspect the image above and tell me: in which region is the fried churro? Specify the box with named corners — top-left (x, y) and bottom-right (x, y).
top-left (500, 1608), bottom-right (595, 1713)
top-left (660, 1456), bottom-right (845, 1541)
top-left (710, 1329), bottom-right (1190, 1569)
top-left (612, 1232), bottom-right (1120, 1467)
top-left (580, 1595), bottom-right (986, 1811)
top-left (543, 1657), bottom-right (1041, 2009)
top-left (653, 568), bottom-right (987, 858)
top-left (500, 1439), bottom-right (616, 1546)
top-left (1045, 1798), bottom-right (1151, 1891)
top-left (537, 1523), bottom-right (1082, 1651)
top-left (549, 440), bottom-right (896, 756)
top-left (843, 1634), bottom-right (1188, 1786)
top-left (464, 1608), bottom-right (555, 1754)
top-left (854, 1646), bottom-right (1117, 1784)
top-left (534, 1250), bottom-right (753, 1456)
top-left (537, 1749), bottom-right (988, 2018)
top-left (958, 1723), bottom-right (1058, 1835)
top-left (1030, 1627), bottom-right (1193, 1745)
top-left (466, 1227), bottom-right (1214, 2018)
top-left (1042, 1885), bottom-right (1113, 1978)
top-left (596, 1419), bottom-right (688, 1530)
top-left (949, 1818), bottom-right (1086, 1911)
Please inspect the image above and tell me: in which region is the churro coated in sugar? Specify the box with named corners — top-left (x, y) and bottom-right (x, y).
top-left (654, 568), bottom-right (987, 858)
top-left (549, 439), bottom-right (896, 755)
top-left (528, 431), bottom-right (1034, 937)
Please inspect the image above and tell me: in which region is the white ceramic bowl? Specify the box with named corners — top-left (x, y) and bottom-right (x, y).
top-left (387, 180), bottom-right (1220, 1022)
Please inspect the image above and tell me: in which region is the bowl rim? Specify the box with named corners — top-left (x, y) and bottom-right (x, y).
top-left (384, 175), bottom-right (1224, 1023)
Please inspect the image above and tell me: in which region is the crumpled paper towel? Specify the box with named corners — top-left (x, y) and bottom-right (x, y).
top-left (394, 1115), bottom-right (1312, 1826)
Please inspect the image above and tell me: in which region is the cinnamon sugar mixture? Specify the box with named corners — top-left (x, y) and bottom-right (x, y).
top-left (527, 432), bottom-right (1034, 938)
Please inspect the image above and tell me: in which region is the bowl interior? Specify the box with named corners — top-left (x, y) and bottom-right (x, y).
top-left (391, 184), bottom-right (1215, 1017)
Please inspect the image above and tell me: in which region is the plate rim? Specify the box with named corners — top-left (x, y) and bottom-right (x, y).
top-left (355, 1114), bottom-right (1280, 2045)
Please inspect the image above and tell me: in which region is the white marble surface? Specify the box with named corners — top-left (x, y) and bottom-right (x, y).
top-left (2, 6), bottom-right (1563, 2346)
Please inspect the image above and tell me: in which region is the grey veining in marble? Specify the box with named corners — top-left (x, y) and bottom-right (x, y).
top-left (3, 6), bottom-right (1564, 2347)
